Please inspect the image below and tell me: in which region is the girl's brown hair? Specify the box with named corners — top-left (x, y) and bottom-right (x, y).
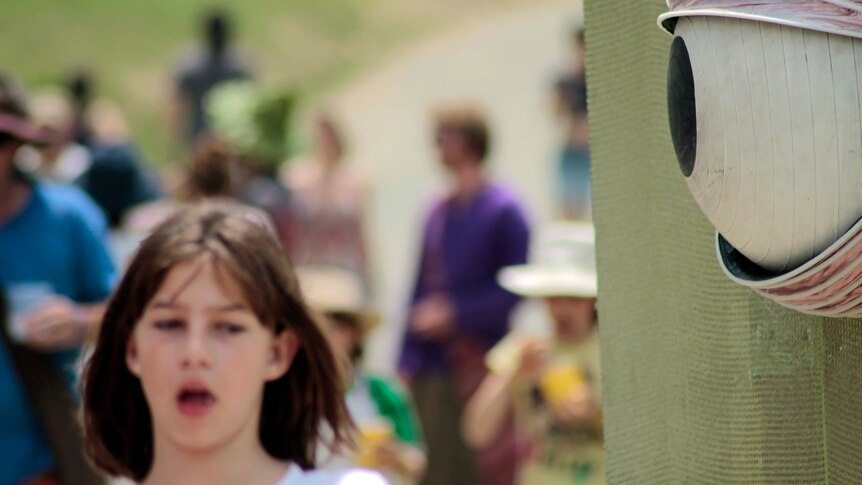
top-left (81, 201), bottom-right (352, 481)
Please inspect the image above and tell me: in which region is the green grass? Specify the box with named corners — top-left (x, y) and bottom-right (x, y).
top-left (0, 0), bottom-right (540, 168)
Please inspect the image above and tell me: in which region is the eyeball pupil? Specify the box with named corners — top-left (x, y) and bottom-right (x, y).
top-left (667, 35), bottom-right (697, 178)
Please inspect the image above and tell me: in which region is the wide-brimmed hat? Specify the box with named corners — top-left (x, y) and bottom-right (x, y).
top-left (0, 72), bottom-right (53, 145)
top-left (659, 0), bottom-right (862, 39)
top-left (295, 265), bottom-right (379, 331)
top-left (498, 222), bottom-right (597, 298)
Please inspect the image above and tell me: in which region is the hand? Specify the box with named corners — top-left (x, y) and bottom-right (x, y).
top-left (373, 442), bottom-right (426, 480)
top-left (549, 383), bottom-right (598, 426)
top-left (372, 441), bottom-right (403, 473)
top-left (409, 294), bottom-right (454, 341)
top-left (397, 370), bottom-right (413, 387)
top-left (514, 339), bottom-right (551, 383)
top-left (21, 296), bottom-right (86, 351)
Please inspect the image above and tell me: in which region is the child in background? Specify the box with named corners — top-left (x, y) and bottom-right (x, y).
top-left (297, 265), bottom-right (426, 485)
top-left (81, 203), bottom-right (386, 485)
top-left (463, 223), bottom-right (604, 485)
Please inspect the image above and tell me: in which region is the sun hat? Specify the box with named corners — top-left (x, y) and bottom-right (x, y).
top-left (294, 265), bottom-right (379, 331)
top-left (659, 1), bottom-right (862, 39)
top-left (498, 222), bottom-right (597, 299)
top-left (0, 72), bottom-right (53, 145)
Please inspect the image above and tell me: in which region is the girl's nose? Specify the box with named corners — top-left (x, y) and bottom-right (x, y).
top-left (180, 323), bottom-right (212, 369)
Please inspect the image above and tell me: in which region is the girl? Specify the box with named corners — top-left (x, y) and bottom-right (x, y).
top-left (82, 202), bottom-right (386, 484)
top-left (463, 223), bottom-right (604, 485)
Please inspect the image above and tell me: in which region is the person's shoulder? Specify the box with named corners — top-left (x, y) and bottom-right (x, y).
top-left (36, 182), bottom-right (108, 232)
top-left (122, 199), bottom-right (179, 234)
top-left (278, 466), bottom-right (388, 485)
top-left (420, 191), bottom-right (449, 219)
top-left (484, 183), bottom-right (528, 216)
top-left (484, 182), bottom-right (521, 203)
top-left (224, 47), bottom-right (254, 74)
top-left (38, 182), bottom-right (102, 216)
top-left (315, 468), bottom-right (387, 484)
top-left (281, 159), bottom-right (319, 189)
top-left (172, 45), bottom-right (203, 82)
top-left (174, 45), bottom-right (205, 74)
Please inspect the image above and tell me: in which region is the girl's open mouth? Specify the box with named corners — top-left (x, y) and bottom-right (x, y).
top-left (177, 382), bottom-right (217, 417)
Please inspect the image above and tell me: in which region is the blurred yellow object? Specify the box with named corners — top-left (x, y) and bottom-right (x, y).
top-left (355, 421), bottom-right (394, 469)
top-left (540, 364), bottom-right (585, 408)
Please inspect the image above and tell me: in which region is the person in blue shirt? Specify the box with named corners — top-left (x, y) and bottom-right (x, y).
top-left (0, 72), bottom-right (116, 485)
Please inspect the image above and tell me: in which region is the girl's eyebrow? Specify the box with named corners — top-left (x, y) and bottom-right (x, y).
top-left (214, 303), bottom-right (248, 312)
top-left (150, 301), bottom-right (248, 312)
top-left (151, 301), bottom-right (181, 309)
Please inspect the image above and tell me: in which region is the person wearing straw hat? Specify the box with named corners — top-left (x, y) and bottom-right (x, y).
top-left (463, 222), bottom-right (604, 485)
top-left (297, 265), bottom-right (427, 485)
top-left (0, 71), bottom-right (115, 485)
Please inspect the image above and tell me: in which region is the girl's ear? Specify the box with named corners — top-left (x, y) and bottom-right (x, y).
top-left (266, 329), bottom-right (299, 381)
top-left (126, 335), bottom-right (142, 376)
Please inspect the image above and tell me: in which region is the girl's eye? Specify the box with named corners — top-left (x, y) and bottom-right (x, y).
top-left (215, 322), bottom-right (246, 334)
top-left (154, 319), bottom-right (184, 331)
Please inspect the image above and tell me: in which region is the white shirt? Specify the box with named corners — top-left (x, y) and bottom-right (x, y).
top-left (275, 464), bottom-right (388, 485)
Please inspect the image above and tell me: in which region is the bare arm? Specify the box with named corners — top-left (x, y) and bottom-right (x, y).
top-left (22, 298), bottom-right (107, 350)
top-left (463, 338), bottom-right (550, 449)
top-left (462, 371), bottom-right (518, 450)
top-left (374, 441), bottom-right (427, 483)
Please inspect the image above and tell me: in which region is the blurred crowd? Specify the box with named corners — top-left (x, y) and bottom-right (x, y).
top-left (0, 8), bottom-right (598, 485)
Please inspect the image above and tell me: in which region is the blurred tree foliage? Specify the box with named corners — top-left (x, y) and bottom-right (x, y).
top-left (208, 81), bottom-right (296, 170)
top-left (0, 0), bottom-right (549, 168)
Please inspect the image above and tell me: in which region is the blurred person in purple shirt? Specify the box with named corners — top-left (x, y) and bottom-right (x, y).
top-left (398, 103), bottom-right (530, 485)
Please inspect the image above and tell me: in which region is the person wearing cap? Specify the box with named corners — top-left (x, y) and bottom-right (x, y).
top-left (19, 90), bottom-right (92, 183)
top-left (296, 265), bottom-right (427, 485)
top-left (397, 102), bottom-right (530, 485)
top-left (21, 86), bottom-right (161, 231)
top-left (462, 222), bottom-right (604, 485)
top-left (0, 72), bottom-right (115, 485)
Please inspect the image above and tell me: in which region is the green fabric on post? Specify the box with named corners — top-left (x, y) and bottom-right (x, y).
top-left (585, 1), bottom-right (862, 483)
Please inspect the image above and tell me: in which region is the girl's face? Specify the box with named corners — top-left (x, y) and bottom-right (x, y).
top-left (546, 296), bottom-right (596, 342)
top-left (326, 319), bottom-right (361, 360)
top-left (126, 257), bottom-right (298, 454)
